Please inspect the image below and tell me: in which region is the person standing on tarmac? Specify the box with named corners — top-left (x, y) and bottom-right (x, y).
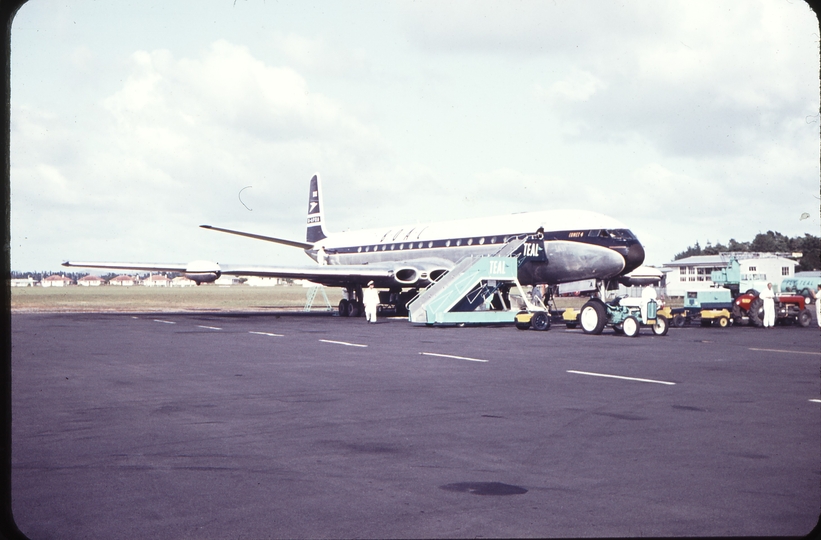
top-left (814, 283), bottom-right (821, 330)
top-left (363, 281), bottom-right (380, 323)
top-left (760, 282), bottom-right (776, 328)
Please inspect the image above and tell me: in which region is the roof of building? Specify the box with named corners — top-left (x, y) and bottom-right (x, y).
top-left (43, 274), bottom-right (72, 281)
top-left (664, 252), bottom-right (799, 268)
top-left (78, 275), bottom-right (104, 281)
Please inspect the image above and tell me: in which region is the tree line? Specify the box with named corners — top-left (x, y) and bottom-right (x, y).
top-left (674, 231), bottom-right (820, 271)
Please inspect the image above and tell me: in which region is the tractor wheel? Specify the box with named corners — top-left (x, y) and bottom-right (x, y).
top-left (613, 324), bottom-right (624, 335)
top-left (748, 297), bottom-right (764, 327)
top-left (532, 312), bottom-right (551, 331)
top-left (622, 316), bottom-right (640, 337)
top-left (798, 309), bottom-right (812, 328)
top-left (652, 315), bottom-right (669, 336)
top-left (672, 314), bottom-right (686, 327)
top-left (515, 322), bottom-right (530, 330)
top-left (580, 300), bottom-right (607, 335)
top-left (717, 316), bottom-right (729, 328)
top-left (338, 299), bottom-right (350, 317)
top-left (565, 322), bottom-right (577, 329)
top-left (700, 319), bottom-right (712, 327)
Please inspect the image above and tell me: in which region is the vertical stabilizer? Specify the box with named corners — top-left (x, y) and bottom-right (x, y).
top-left (306, 173), bottom-right (328, 243)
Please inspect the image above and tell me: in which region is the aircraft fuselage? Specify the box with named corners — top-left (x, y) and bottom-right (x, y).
top-left (307, 210), bottom-right (644, 287)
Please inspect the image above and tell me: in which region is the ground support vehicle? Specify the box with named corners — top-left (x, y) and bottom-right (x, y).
top-left (742, 293), bottom-right (812, 327)
top-left (577, 296), bottom-right (669, 337)
top-left (704, 257), bottom-right (814, 328)
top-left (408, 236), bottom-right (552, 327)
top-left (672, 289), bottom-right (735, 328)
top-left (779, 271), bottom-right (821, 306)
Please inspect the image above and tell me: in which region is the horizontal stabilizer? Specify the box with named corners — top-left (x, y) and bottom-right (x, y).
top-left (200, 225), bottom-right (314, 249)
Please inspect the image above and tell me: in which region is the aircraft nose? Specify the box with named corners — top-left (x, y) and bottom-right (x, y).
top-left (623, 241), bottom-right (645, 274)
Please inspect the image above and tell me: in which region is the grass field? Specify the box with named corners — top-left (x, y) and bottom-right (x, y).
top-left (9, 285), bottom-right (656, 313)
top-left (10, 285), bottom-right (345, 313)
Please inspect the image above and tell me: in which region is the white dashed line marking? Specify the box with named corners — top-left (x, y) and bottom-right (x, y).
top-left (319, 339), bottom-right (367, 348)
top-left (197, 325), bottom-right (222, 330)
top-left (567, 370), bottom-right (675, 385)
top-left (249, 331), bottom-right (284, 337)
top-left (810, 399), bottom-right (821, 403)
top-left (153, 319), bottom-right (175, 324)
top-left (749, 348), bottom-right (821, 356)
top-left (419, 352), bottom-right (488, 363)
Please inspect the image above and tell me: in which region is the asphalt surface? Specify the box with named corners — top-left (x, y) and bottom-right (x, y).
top-left (11, 311), bottom-right (821, 539)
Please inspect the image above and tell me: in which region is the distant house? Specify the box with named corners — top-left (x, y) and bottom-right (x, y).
top-left (244, 276), bottom-right (281, 287)
top-left (109, 275), bottom-right (137, 287)
top-left (171, 276), bottom-right (197, 287)
top-left (215, 276), bottom-right (241, 286)
top-left (41, 275), bottom-right (72, 287)
top-left (78, 275), bottom-right (105, 287)
top-left (143, 274), bottom-right (170, 287)
top-left (663, 252), bottom-right (797, 296)
top-left (10, 277), bottom-right (36, 287)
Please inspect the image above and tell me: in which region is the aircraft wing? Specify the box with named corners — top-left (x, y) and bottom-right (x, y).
top-left (62, 260), bottom-right (400, 288)
top-left (62, 261), bottom-right (192, 273)
top-left (218, 264), bottom-right (395, 287)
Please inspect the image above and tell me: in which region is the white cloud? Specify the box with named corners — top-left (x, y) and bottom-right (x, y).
top-left (533, 70), bottom-right (605, 103)
top-left (12, 39), bottom-right (390, 269)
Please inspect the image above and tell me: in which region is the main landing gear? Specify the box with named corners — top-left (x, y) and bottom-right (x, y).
top-left (338, 285), bottom-right (364, 317)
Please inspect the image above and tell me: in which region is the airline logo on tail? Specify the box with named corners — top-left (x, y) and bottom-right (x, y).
top-left (306, 174), bottom-right (327, 243)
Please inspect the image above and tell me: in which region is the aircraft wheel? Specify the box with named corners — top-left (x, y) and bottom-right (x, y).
top-left (672, 314), bottom-right (686, 327)
top-left (338, 299), bottom-right (350, 317)
top-left (717, 316), bottom-right (729, 328)
top-left (531, 312), bottom-right (550, 331)
top-left (652, 315), bottom-right (669, 336)
top-left (622, 316), bottom-right (640, 337)
top-left (580, 300), bottom-right (606, 335)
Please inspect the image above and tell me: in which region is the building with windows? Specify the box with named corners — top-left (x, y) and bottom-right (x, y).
top-left (143, 274), bottom-right (170, 287)
top-left (109, 275), bottom-right (137, 286)
top-left (41, 275), bottom-right (72, 287)
top-left (78, 275), bottom-right (105, 287)
top-left (662, 252), bottom-right (798, 297)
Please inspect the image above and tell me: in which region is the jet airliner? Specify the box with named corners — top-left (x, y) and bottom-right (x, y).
top-left (63, 174), bottom-right (646, 317)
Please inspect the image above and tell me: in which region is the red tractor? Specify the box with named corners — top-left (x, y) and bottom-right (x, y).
top-left (733, 292), bottom-right (812, 327)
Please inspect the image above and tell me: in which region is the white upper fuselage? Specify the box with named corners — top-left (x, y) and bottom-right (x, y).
top-left (312, 209), bottom-right (626, 264)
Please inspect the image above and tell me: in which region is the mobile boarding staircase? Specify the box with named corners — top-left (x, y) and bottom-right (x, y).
top-left (407, 236), bottom-right (545, 326)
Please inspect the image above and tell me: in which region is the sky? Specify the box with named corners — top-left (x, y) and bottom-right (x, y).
top-left (9, 0), bottom-right (820, 272)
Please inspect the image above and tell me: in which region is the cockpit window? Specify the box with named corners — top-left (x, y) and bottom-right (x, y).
top-left (601, 229), bottom-right (635, 240)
